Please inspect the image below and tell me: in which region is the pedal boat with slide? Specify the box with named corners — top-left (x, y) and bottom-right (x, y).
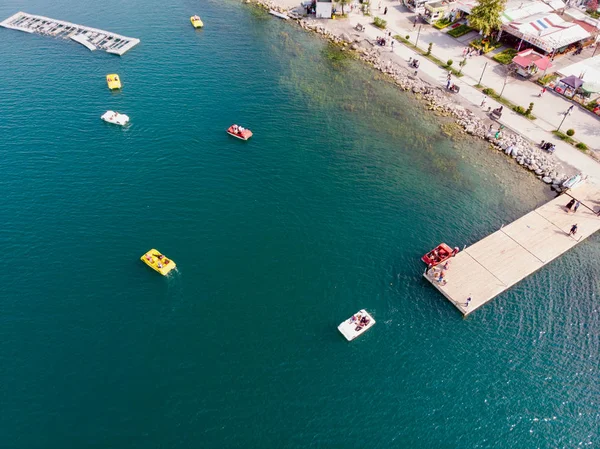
top-left (227, 124), bottom-right (253, 141)
top-left (141, 249), bottom-right (176, 275)
top-left (338, 309), bottom-right (375, 341)
top-left (422, 243), bottom-right (458, 267)
top-left (101, 110), bottom-right (129, 126)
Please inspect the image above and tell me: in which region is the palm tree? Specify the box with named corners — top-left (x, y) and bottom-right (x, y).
top-left (338, 0), bottom-right (351, 15)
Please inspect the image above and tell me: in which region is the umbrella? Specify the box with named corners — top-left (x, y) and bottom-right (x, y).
top-left (582, 81), bottom-right (600, 93)
top-left (560, 75), bottom-right (584, 89)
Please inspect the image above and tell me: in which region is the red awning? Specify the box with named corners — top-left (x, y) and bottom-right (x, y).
top-left (512, 51), bottom-right (551, 71)
top-left (534, 56), bottom-right (551, 71)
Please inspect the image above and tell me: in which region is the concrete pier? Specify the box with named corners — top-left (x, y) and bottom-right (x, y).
top-left (0, 12), bottom-right (140, 55)
top-left (424, 182), bottom-right (600, 316)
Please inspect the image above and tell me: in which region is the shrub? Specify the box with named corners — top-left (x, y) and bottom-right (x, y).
top-left (576, 142), bottom-right (588, 150)
top-left (426, 42), bottom-right (433, 55)
top-left (566, 129), bottom-right (575, 137)
top-left (433, 18), bottom-right (453, 29)
top-left (513, 105), bottom-right (526, 114)
top-left (470, 37), bottom-right (502, 53)
top-left (492, 48), bottom-right (518, 65)
top-left (526, 102), bottom-right (534, 116)
top-left (446, 59), bottom-right (453, 67)
top-left (373, 16), bottom-right (387, 29)
top-left (405, 34), bottom-right (410, 40)
top-left (483, 87), bottom-right (496, 95)
top-left (538, 73), bottom-right (558, 86)
top-left (447, 24), bottom-right (473, 38)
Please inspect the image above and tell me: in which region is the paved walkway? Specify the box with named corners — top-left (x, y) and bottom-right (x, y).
top-left (375, 0), bottom-right (600, 152)
top-left (305, 0), bottom-right (600, 182)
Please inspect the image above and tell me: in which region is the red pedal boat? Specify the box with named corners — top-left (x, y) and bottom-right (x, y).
top-left (227, 124), bottom-right (253, 141)
top-left (422, 243), bottom-right (459, 267)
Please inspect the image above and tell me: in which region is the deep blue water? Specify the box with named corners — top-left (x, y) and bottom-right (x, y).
top-left (0, 0), bottom-right (598, 448)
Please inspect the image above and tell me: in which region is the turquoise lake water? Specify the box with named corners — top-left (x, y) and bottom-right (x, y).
top-left (0, 0), bottom-right (598, 447)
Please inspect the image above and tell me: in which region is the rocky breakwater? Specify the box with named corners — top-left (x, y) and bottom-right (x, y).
top-left (243, 0), bottom-right (573, 190)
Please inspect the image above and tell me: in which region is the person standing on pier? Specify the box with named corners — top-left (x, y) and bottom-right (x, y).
top-left (569, 224), bottom-right (578, 236)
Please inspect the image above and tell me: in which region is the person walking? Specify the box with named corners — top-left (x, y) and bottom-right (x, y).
top-left (573, 201), bottom-right (581, 213)
top-left (391, 40), bottom-right (394, 51)
top-left (480, 95), bottom-right (487, 108)
top-left (539, 87), bottom-right (547, 97)
top-left (569, 223), bottom-right (578, 236)
top-left (446, 78), bottom-right (452, 89)
top-left (566, 105), bottom-right (574, 115)
top-left (384, 6), bottom-right (388, 15)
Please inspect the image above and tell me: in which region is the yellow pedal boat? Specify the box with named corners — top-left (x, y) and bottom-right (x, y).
top-left (190, 15), bottom-right (203, 28)
top-left (106, 74), bottom-right (122, 90)
top-left (141, 249), bottom-right (176, 275)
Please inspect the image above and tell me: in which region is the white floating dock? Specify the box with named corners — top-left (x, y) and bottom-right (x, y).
top-left (0, 12), bottom-right (140, 55)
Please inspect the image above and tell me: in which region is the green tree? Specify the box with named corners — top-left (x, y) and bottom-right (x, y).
top-left (468, 0), bottom-right (506, 37)
top-left (338, 0), bottom-right (351, 15)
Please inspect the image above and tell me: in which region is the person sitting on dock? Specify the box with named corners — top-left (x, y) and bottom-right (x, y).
top-left (452, 246), bottom-right (460, 256)
top-left (437, 271), bottom-right (446, 285)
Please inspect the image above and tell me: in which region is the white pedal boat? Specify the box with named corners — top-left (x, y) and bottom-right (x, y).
top-left (101, 110), bottom-right (129, 126)
top-left (338, 309), bottom-right (375, 341)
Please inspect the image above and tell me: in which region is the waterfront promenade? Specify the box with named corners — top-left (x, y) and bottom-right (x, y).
top-left (424, 182), bottom-right (600, 315)
top-left (276, 0), bottom-right (600, 182)
top-left (368, 0), bottom-right (600, 153)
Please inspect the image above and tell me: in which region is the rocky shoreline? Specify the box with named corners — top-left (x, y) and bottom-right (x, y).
top-left (244, 0), bottom-right (574, 191)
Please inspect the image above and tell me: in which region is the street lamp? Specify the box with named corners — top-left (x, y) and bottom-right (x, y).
top-left (556, 108), bottom-right (571, 132)
top-left (415, 25), bottom-right (422, 48)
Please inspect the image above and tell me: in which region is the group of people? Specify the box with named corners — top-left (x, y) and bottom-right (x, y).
top-left (350, 313), bottom-right (371, 332)
top-left (145, 253), bottom-right (171, 269)
top-left (462, 46), bottom-right (483, 58)
top-left (565, 198), bottom-right (581, 214)
top-left (376, 36), bottom-right (389, 46)
top-left (491, 106), bottom-right (503, 119)
top-left (540, 140), bottom-right (556, 153)
top-left (231, 124), bottom-right (246, 135)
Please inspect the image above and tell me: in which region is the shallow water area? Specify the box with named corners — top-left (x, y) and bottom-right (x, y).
top-left (0, 0), bottom-right (598, 448)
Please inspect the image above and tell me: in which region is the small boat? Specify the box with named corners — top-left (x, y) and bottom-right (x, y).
top-left (101, 110), bottom-right (129, 126)
top-left (562, 173), bottom-right (584, 190)
top-left (422, 243), bottom-right (457, 267)
top-left (338, 310), bottom-right (376, 341)
top-left (140, 249), bottom-right (176, 276)
top-left (227, 124), bottom-right (253, 141)
top-left (106, 73), bottom-right (121, 90)
top-left (269, 10), bottom-right (289, 20)
top-left (190, 15), bottom-right (204, 28)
